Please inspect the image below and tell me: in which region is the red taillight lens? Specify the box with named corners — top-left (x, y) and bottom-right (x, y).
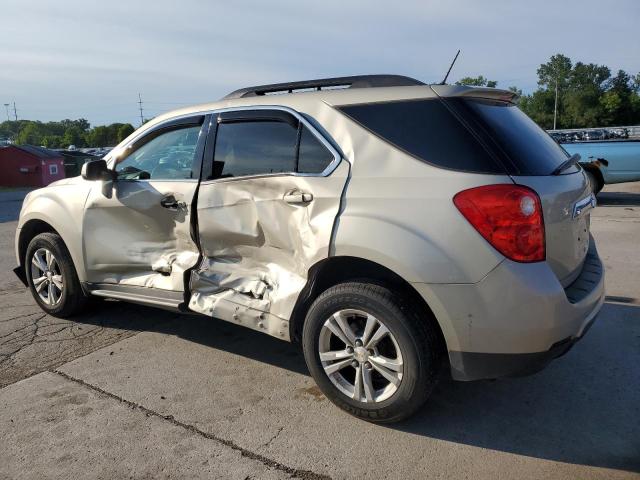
top-left (453, 184), bottom-right (545, 262)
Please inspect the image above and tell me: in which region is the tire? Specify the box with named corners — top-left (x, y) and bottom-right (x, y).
top-left (585, 170), bottom-right (603, 195)
top-left (302, 282), bottom-right (442, 423)
top-left (25, 232), bottom-right (88, 317)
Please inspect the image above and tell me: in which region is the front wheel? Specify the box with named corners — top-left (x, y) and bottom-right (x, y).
top-left (585, 170), bottom-right (603, 195)
top-left (25, 232), bottom-right (88, 317)
top-left (302, 282), bottom-right (442, 423)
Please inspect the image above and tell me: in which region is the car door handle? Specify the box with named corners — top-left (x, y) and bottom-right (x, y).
top-left (160, 195), bottom-right (186, 210)
top-left (283, 192), bottom-right (313, 204)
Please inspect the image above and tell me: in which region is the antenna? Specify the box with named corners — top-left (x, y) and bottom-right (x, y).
top-left (441, 50), bottom-right (461, 85)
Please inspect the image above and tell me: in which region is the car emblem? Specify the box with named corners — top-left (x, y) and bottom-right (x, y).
top-left (573, 194), bottom-right (597, 219)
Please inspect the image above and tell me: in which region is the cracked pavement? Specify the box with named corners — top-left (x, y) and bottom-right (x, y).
top-left (1, 186), bottom-right (639, 479)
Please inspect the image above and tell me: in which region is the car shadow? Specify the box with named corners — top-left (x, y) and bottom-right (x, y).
top-left (597, 190), bottom-right (640, 207)
top-left (75, 299), bottom-right (309, 375)
top-left (70, 300), bottom-right (639, 472)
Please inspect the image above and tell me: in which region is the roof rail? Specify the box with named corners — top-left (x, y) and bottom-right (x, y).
top-left (222, 74), bottom-right (425, 100)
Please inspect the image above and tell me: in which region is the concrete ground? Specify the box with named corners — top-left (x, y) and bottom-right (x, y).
top-left (0, 184), bottom-right (639, 479)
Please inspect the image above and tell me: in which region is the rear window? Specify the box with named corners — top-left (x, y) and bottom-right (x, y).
top-left (337, 99), bottom-right (503, 174)
top-left (453, 99), bottom-right (574, 175)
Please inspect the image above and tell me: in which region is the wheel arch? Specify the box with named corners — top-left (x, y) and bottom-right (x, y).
top-left (17, 219), bottom-right (60, 268)
top-left (289, 256), bottom-right (447, 356)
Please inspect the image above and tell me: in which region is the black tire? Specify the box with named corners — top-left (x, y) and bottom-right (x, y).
top-left (302, 282), bottom-right (442, 423)
top-left (585, 170), bottom-right (603, 195)
top-left (25, 232), bottom-right (88, 317)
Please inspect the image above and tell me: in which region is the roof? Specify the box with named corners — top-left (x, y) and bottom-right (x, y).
top-left (10, 145), bottom-right (63, 159)
top-left (109, 78), bottom-right (517, 158)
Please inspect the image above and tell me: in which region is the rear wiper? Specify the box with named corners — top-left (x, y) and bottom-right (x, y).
top-left (552, 153), bottom-right (581, 175)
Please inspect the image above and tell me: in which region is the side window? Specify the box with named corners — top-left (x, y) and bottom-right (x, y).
top-left (116, 125), bottom-right (201, 180)
top-left (338, 99), bottom-right (504, 174)
top-left (213, 121), bottom-right (298, 178)
top-left (298, 125), bottom-right (335, 174)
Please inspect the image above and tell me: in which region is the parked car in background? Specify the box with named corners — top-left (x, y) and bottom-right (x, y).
top-left (583, 129), bottom-right (608, 141)
top-left (14, 75), bottom-right (604, 423)
top-left (58, 150), bottom-right (99, 178)
top-left (562, 140), bottom-right (640, 194)
top-left (609, 128), bottom-right (630, 139)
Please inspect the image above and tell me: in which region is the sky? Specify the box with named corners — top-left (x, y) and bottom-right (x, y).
top-left (1, 0), bottom-right (639, 126)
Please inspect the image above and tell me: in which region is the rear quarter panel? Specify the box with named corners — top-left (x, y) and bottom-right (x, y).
top-left (322, 108), bottom-right (510, 284)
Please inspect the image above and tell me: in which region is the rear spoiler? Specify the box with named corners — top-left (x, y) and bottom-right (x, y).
top-left (430, 84), bottom-right (519, 103)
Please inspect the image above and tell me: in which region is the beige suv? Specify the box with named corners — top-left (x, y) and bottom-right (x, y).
top-left (14, 75), bottom-right (604, 422)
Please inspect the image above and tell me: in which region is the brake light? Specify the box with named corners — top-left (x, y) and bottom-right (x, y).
top-left (453, 184), bottom-right (545, 262)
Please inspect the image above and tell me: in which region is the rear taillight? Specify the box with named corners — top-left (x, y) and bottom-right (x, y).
top-left (453, 184), bottom-right (545, 263)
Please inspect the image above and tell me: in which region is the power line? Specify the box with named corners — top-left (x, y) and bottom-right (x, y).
top-left (138, 93), bottom-right (144, 126)
top-left (13, 102), bottom-right (17, 121)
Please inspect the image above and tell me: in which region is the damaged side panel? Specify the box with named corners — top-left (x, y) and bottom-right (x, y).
top-left (83, 180), bottom-right (201, 291)
top-left (189, 160), bottom-right (349, 340)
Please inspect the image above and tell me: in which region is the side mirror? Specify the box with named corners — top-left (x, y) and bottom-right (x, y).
top-left (81, 160), bottom-right (114, 181)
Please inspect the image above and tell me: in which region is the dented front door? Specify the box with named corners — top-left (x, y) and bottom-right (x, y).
top-left (82, 115), bottom-right (208, 292)
top-left (188, 108), bottom-right (348, 339)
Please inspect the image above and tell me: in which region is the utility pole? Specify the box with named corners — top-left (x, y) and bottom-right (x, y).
top-left (13, 102), bottom-right (18, 121)
top-left (138, 93), bottom-right (144, 126)
top-left (553, 77), bottom-right (558, 130)
top-left (3, 104), bottom-right (9, 122)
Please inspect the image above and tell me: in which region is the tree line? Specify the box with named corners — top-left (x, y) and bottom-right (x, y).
top-left (457, 53), bottom-right (640, 129)
top-left (0, 119), bottom-right (135, 149)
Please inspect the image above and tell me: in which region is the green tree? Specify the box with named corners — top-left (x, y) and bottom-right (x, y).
top-left (604, 70), bottom-right (635, 125)
top-left (456, 75), bottom-right (497, 88)
top-left (508, 86), bottom-right (523, 96)
top-left (14, 122), bottom-right (46, 145)
top-left (41, 135), bottom-right (63, 149)
top-left (63, 126), bottom-right (86, 148)
top-left (117, 123), bottom-right (135, 142)
top-left (85, 125), bottom-right (111, 147)
top-left (519, 89), bottom-right (556, 129)
top-left (537, 54), bottom-right (572, 90)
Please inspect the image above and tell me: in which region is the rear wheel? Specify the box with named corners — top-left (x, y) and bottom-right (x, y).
top-left (302, 282), bottom-right (442, 423)
top-left (25, 233), bottom-right (88, 317)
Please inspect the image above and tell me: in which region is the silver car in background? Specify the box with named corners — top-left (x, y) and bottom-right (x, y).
top-left (13, 75), bottom-right (604, 422)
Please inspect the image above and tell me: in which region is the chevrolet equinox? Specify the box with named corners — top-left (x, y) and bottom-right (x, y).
top-left (14, 75), bottom-right (604, 422)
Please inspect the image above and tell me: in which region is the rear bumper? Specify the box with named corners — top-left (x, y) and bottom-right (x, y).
top-left (412, 237), bottom-right (605, 381)
top-left (447, 306), bottom-right (599, 380)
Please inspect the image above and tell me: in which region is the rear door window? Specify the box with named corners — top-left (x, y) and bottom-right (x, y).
top-left (298, 125), bottom-right (335, 174)
top-left (337, 99), bottom-right (504, 174)
top-left (213, 121), bottom-right (298, 178)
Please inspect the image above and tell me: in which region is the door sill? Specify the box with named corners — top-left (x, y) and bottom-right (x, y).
top-left (85, 283), bottom-right (184, 311)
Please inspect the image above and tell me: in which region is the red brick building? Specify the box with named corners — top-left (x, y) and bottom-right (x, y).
top-left (0, 145), bottom-right (65, 187)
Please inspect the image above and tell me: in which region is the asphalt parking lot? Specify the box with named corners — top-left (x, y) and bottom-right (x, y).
top-left (1, 184), bottom-right (639, 479)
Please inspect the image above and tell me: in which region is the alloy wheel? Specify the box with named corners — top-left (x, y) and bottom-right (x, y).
top-left (318, 309), bottom-right (404, 403)
top-left (30, 248), bottom-right (64, 306)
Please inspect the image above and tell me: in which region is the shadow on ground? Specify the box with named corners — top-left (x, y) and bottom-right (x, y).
top-left (69, 299), bottom-right (640, 473)
top-left (597, 190), bottom-right (640, 207)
